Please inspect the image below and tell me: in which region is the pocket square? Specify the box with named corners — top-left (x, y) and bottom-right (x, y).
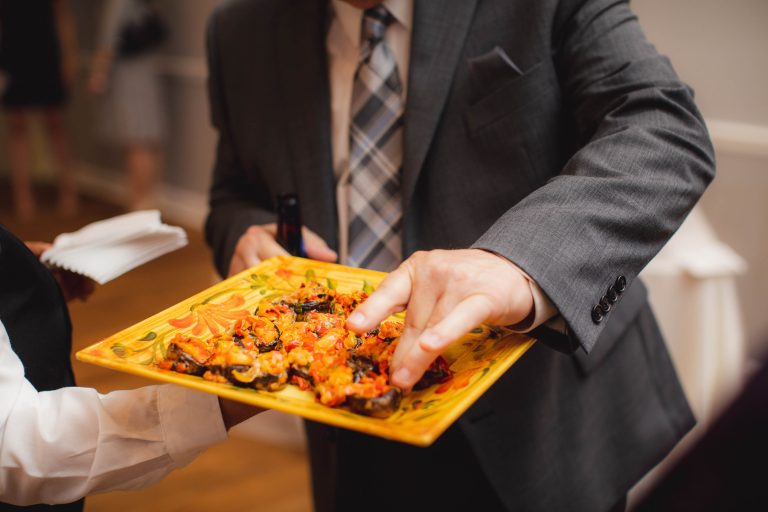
top-left (467, 46), bottom-right (523, 90)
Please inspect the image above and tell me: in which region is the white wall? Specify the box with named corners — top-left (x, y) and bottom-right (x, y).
top-left (634, 0), bottom-right (768, 125)
top-left (634, 0), bottom-right (768, 356)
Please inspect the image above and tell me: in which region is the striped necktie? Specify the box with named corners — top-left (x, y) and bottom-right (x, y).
top-left (347, 5), bottom-right (403, 272)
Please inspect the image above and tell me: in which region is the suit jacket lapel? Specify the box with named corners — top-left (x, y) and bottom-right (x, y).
top-left (402, 0), bottom-right (479, 213)
top-left (276, 0), bottom-right (338, 249)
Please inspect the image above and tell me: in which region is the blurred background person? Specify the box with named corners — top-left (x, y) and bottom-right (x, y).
top-left (87, 0), bottom-right (168, 212)
top-left (0, 0), bottom-right (79, 221)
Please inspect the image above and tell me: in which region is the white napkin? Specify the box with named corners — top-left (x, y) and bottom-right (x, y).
top-left (41, 210), bottom-right (188, 285)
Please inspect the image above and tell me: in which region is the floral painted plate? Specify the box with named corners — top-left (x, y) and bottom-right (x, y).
top-left (76, 256), bottom-right (535, 447)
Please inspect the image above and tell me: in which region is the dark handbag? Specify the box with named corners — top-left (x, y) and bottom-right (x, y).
top-left (117, 0), bottom-right (169, 59)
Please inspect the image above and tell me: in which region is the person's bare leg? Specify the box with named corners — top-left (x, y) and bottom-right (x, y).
top-left (6, 110), bottom-right (36, 221)
top-left (125, 144), bottom-right (160, 211)
top-left (44, 107), bottom-right (78, 216)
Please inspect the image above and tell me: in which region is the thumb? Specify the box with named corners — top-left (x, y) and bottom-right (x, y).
top-left (302, 227), bottom-right (338, 262)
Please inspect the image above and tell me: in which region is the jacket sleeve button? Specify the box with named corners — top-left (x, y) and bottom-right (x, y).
top-left (591, 305), bottom-right (604, 324)
top-left (615, 275), bottom-right (627, 293)
top-left (599, 298), bottom-right (612, 314)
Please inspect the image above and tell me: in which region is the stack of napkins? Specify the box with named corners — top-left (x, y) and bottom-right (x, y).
top-left (41, 210), bottom-right (188, 285)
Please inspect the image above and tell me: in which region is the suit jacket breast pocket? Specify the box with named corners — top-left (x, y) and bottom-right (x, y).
top-left (464, 55), bottom-right (557, 137)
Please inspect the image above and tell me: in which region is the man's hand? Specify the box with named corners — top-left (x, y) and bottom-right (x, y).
top-left (25, 241), bottom-right (96, 302)
top-left (24, 241), bottom-right (51, 259)
top-left (227, 223), bottom-right (338, 277)
top-left (346, 249), bottom-right (534, 390)
top-left (50, 268), bottom-right (96, 302)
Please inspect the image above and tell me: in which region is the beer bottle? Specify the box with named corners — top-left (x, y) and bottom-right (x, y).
top-left (276, 193), bottom-right (305, 257)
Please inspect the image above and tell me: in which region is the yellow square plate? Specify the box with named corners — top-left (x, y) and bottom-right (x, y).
top-left (76, 256), bottom-right (535, 446)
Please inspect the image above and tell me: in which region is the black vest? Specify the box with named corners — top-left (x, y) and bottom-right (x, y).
top-left (0, 224), bottom-right (83, 511)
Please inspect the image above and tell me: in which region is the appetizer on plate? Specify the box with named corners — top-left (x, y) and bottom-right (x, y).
top-left (156, 281), bottom-right (452, 418)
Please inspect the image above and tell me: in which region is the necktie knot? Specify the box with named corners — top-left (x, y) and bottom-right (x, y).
top-left (362, 5), bottom-right (395, 46)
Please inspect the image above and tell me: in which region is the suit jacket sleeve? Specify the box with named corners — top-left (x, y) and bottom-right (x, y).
top-left (204, 8), bottom-right (277, 278)
top-left (472, 0), bottom-right (715, 354)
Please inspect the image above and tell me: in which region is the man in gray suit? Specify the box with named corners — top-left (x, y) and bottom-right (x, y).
top-left (204, 0), bottom-right (715, 510)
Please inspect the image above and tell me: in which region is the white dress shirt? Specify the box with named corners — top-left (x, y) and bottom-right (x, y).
top-left (326, 0), bottom-right (557, 331)
top-left (0, 319), bottom-right (227, 506)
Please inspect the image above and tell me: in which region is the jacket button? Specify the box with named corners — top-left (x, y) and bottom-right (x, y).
top-left (615, 275), bottom-right (627, 293)
top-left (606, 286), bottom-right (619, 304)
top-left (591, 305), bottom-right (604, 324)
top-left (599, 297), bottom-right (612, 314)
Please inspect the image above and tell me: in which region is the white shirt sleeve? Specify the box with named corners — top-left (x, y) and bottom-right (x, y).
top-left (0, 320), bottom-right (228, 506)
top-left (505, 261), bottom-right (559, 333)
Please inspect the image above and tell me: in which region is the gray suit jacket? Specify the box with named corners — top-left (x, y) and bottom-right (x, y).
top-left (204, 1), bottom-right (714, 510)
